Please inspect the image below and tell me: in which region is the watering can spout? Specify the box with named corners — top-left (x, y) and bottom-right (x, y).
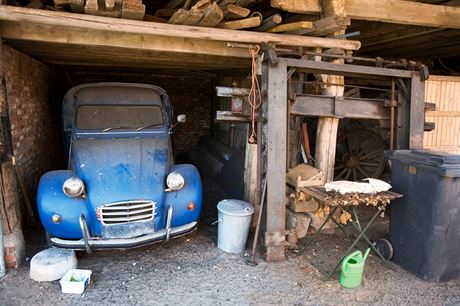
top-left (363, 247), bottom-right (371, 261)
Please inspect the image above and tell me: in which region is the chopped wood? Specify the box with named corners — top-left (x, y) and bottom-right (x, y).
top-left (164, 0), bottom-right (185, 10)
top-left (121, 0), bottom-right (145, 20)
top-left (168, 8), bottom-right (203, 25)
top-left (222, 4), bottom-right (250, 20)
top-left (288, 192), bottom-right (319, 213)
top-left (266, 21), bottom-right (313, 33)
top-left (198, 2), bottom-right (224, 27)
top-left (254, 13), bottom-right (282, 32)
top-left (218, 15), bottom-right (261, 29)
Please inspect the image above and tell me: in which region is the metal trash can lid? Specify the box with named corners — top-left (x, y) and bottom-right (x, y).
top-left (217, 199), bottom-right (254, 217)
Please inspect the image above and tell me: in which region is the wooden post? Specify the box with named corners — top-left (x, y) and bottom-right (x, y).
top-left (0, 32), bottom-right (24, 269)
top-left (314, 0), bottom-right (347, 182)
top-left (263, 59), bottom-right (287, 262)
top-left (409, 73), bottom-right (425, 149)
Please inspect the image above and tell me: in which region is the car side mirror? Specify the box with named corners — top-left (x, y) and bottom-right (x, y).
top-left (177, 114), bottom-right (186, 123)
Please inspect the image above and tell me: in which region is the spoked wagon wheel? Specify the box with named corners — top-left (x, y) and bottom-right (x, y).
top-left (334, 129), bottom-right (387, 181)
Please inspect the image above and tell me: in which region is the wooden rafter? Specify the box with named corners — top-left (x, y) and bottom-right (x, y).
top-left (271, 0), bottom-right (460, 29)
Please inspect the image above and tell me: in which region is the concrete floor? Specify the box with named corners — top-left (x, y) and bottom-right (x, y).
top-left (1, 216), bottom-right (460, 306)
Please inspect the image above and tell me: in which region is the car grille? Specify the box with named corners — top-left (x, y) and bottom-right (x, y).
top-left (98, 200), bottom-right (156, 225)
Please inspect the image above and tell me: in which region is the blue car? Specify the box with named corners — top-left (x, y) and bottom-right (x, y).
top-left (37, 83), bottom-right (202, 253)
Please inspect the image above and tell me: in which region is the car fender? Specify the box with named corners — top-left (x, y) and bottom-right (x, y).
top-left (37, 170), bottom-right (89, 239)
top-left (165, 164), bottom-right (202, 227)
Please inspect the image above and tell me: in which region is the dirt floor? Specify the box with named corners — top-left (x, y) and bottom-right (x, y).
top-left (1, 180), bottom-right (460, 305)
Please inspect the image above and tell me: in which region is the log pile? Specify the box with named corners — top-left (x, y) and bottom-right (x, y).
top-left (5, 0), bottom-right (349, 36)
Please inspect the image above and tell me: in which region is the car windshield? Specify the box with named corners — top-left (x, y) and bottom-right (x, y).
top-left (76, 105), bottom-right (164, 131)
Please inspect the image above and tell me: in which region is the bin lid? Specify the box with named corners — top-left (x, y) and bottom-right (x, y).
top-left (386, 150), bottom-right (460, 177)
top-left (217, 199), bottom-right (254, 217)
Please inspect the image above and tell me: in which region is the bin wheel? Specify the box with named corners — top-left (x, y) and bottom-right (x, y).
top-left (373, 238), bottom-right (394, 260)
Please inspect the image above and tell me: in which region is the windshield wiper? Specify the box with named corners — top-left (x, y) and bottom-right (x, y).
top-left (136, 123), bottom-right (163, 131)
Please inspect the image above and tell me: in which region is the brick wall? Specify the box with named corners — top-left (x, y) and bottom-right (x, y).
top-left (67, 71), bottom-right (215, 153)
top-left (3, 46), bottom-right (62, 201)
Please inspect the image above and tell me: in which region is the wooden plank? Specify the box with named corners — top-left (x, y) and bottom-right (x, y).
top-left (266, 21), bottom-right (313, 33)
top-left (218, 15), bottom-right (261, 29)
top-left (264, 60), bottom-right (287, 262)
top-left (0, 162), bottom-right (21, 233)
top-left (0, 6), bottom-right (361, 51)
top-left (291, 95), bottom-right (390, 119)
top-left (198, 2), bottom-right (223, 27)
top-left (410, 75), bottom-right (425, 149)
top-left (346, 0), bottom-right (460, 28)
top-left (272, 0), bottom-right (460, 29)
top-left (287, 16), bottom-right (350, 36)
top-left (270, 0), bottom-right (322, 14)
top-left (222, 4), bottom-right (250, 19)
top-left (254, 13), bottom-right (282, 32)
top-left (423, 76), bottom-right (460, 152)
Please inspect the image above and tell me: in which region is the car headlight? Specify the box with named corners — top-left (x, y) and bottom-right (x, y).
top-left (166, 172), bottom-right (184, 191)
top-left (62, 176), bottom-right (85, 197)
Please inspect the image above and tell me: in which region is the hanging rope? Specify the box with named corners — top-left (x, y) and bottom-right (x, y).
top-left (248, 45), bottom-right (261, 144)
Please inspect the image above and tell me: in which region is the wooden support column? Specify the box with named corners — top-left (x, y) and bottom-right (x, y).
top-left (263, 59), bottom-right (288, 262)
top-left (409, 73), bottom-right (425, 149)
top-left (314, 0), bottom-right (346, 182)
top-left (0, 32), bottom-right (24, 269)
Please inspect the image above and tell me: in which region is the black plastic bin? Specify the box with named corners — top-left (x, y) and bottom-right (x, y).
top-left (387, 150), bottom-right (460, 282)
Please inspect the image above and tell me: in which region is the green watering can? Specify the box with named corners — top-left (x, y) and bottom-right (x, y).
top-left (339, 248), bottom-right (371, 289)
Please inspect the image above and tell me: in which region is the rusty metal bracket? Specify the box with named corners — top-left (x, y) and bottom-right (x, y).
top-left (260, 43), bottom-right (278, 65)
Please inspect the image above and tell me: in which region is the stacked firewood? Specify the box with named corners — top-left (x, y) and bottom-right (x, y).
top-left (11, 0), bottom-right (349, 35)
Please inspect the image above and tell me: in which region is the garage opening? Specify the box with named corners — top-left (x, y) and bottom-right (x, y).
top-left (1, 43), bottom-right (255, 264)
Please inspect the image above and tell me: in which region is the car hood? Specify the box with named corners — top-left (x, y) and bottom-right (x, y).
top-left (71, 137), bottom-right (170, 207)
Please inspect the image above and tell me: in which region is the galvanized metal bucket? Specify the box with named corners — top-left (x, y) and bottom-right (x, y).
top-left (217, 199), bottom-right (254, 253)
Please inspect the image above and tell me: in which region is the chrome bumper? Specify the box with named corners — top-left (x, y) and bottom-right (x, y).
top-left (50, 221), bottom-right (197, 250)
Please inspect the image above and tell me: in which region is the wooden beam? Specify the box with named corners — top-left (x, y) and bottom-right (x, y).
top-left (254, 13), bottom-right (282, 32)
top-left (222, 4), bottom-right (250, 19)
top-left (346, 0), bottom-right (460, 28)
top-left (272, 0), bottom-right (460, 29)
top-left (264, 60), bottom-right (287, 262)
top-left (218, 15), bottom-right (261, 29)
top-left (0, 6), bottom-right (361, 51)
top-left (270, 0), bottom-right (322, 14)
top-left (266, 21), bottom-right (313, 33)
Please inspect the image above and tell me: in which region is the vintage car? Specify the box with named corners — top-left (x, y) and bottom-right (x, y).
top-left (37, 83), bottom-right (202, 252)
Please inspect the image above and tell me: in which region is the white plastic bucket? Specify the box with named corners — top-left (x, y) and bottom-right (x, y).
top-left (217, 199), bottom-right (254, 253)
